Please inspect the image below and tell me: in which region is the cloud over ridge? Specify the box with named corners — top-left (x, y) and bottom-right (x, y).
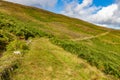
top-left (5, 0), bottom-right (57, 9)
top-left (4, 0), bottom-right (120, 29)
top-left (62, 0), bottom-right (120, 29)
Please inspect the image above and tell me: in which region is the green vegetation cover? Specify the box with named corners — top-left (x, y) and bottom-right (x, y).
top-left (0, 1), bottom-right (120, 80)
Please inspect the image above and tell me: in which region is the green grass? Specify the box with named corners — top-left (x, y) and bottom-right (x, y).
top-left (50, 35), bottom-right (120, 78)
top-left (0, 51), bottom-right (21, 80)
top-left (12, 38), bottom-right (109, 80)
top-left (0, 1), bottom-right (120, 79)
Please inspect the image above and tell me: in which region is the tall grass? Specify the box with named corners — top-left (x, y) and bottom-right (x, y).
top-left (0, 12), bottom-right (52, 51)
top-left (50, 37), bottom-right (120, 78)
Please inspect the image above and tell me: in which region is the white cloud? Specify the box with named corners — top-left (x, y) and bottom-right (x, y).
top-left (89, 4), bottom-right (118, 24)
top-left (62, 0), bottom-right (120, 29)
top-left (62, 0), bottom-right (101, 21)
top-left (5, 0), bottom-right (57, 9)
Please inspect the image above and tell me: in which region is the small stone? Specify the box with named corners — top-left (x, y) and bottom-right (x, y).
top-left (13, 51), bottom-right (21, 55)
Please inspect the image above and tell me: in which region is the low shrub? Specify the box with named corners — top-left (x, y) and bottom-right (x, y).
top-left (7, 40), bottom-right (29, 51)
top-left (50, 37), bottom-right (120, 78)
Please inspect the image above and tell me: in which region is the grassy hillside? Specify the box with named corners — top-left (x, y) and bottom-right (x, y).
top-left (12, 38), bottom-right (109, 80)
top-left (0, 1), bottom-right (120, 80)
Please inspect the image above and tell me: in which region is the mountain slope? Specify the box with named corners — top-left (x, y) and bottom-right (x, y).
top-left (0, 1), bottom-right (120, 80)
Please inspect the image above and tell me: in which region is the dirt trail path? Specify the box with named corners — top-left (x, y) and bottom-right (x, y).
top-left (71, 32), bottom-right (109, 41)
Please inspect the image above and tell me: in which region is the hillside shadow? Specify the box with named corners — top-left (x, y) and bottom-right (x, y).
top-left (0, 50), bottom-right (4, 58)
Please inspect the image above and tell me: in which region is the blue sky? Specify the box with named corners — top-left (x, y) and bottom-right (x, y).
top-left (93, 0), bottom-right (115, 6)
top-left (5, 0), bottom-right (120, 29)
top-left (53, 0), bottom-right (63, 13)
top-left (52, 0), bottom-right (115, 13)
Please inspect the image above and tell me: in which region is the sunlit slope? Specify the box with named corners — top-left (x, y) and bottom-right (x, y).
top-left (0, 1), bottom-right (111, 39)
top-left (0, 1), bottom-right (120, 79)
top-left (12, 38), bottom-right (109, 80)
